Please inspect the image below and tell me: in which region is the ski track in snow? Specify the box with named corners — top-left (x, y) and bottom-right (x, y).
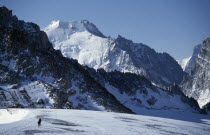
top-left (0, 109), bottom-right (210, 135)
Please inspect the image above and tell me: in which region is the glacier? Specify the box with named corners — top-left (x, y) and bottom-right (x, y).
top-left (0, 109), bottom-right (210, 135)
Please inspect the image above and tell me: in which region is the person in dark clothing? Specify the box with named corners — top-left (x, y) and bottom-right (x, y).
top-left (38, 118), bottom-right (42, 127)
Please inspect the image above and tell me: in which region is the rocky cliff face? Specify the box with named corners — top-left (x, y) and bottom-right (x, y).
top-left (44, 21), bottom-right (184, 87)
top-left (181, 38), bottom-right (210, 108)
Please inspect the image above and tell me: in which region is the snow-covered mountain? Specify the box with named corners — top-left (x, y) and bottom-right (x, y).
top-left (0, 7), bottom-right (132, 113)
top-left (44, 20), bottom-right (184, 86)
top-left (181, 39), bottom-right (210, 109)
top-left (177, 44), bottom-right (202, 73)
top-left (0, 7), bottom-right (201, 114)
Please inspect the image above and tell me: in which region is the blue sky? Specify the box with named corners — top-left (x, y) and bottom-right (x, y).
top-left (1, 0), bottom-right (210, 60)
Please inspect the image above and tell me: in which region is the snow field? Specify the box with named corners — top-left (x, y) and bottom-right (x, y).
top-left (0, 109), bottom-right (210, 135)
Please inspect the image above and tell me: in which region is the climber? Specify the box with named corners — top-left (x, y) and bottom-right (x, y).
top-left (38, 118), bottom-right (42, 127)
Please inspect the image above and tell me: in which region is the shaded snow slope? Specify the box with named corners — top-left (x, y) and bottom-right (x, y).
top-left (105, 83), bottom-right (191, 114)
top-left (0, 109), bottom-right (210, 135)
top-left (44, 20), bottom-right (184, 86)
top-left (86, 68), bottom-right (200, 113)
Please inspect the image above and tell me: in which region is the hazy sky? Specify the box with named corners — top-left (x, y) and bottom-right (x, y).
top-left (1, 0), bottom-right (210, 60)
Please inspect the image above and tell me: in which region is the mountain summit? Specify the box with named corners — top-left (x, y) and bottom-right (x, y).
top-left (45, 20), bottom-right (184, 86)
top-left (44, 20), bottom-right (105, 41)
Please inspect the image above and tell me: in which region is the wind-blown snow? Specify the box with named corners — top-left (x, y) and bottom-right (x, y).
top-left (0, 109), bottom-right (209, 135)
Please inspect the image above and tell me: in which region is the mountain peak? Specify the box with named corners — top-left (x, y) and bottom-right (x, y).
top-left (0, 6), bottom-right (17, 27)
top-left (44, 20), bottom-right (105, 38)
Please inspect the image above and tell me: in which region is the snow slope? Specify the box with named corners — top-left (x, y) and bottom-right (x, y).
top-left (105, 83), bottom-right (193, 114)
top-left (0, 109), bottom-right (210, 135)
top-left (85, 68), bottom-right (200, 113)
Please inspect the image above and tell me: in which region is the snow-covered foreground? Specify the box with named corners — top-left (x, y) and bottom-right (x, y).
top-left (0, 109), bottom-right (210, 135)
